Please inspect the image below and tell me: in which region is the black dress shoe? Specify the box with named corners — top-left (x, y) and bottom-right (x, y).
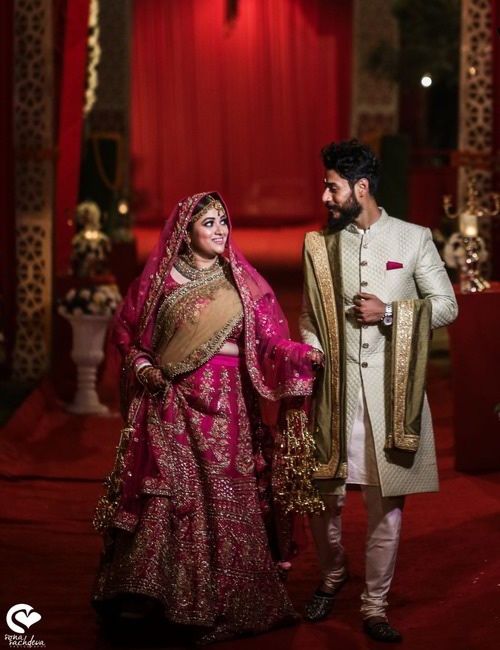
top-left (363, 617), bottom-right (402, 643)
top-left (303, 575), bottom-right (349, 622)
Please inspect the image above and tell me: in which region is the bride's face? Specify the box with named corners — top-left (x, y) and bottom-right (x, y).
top-left (189, 208), bottom-right (229, 259)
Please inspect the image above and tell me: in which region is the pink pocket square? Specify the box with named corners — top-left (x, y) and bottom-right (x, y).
top-left (386, 261), bottom-right (403, 270)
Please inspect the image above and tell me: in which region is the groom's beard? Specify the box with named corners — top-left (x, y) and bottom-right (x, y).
top-left (325, 192), bottom-right (362, 232)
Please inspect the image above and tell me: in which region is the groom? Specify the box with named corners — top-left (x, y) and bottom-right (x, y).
top-left (300, 139), bottom-right (458, 642)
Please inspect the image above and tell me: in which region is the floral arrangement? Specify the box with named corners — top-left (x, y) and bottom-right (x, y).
top-left (58, 284), bottom-right (122, 318)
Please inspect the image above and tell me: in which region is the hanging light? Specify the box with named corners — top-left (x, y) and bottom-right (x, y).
top-left (117, 200), bottom-right (129, 216)
top-left (420, 74), bottom-right (432, 88)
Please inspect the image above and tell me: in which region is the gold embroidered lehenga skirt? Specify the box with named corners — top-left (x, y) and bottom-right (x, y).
top-left (93, 353), bottom-right (298, 643)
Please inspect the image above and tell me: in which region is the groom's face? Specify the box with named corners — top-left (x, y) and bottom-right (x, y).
top-left (322, 169), bottom-right (362, 227)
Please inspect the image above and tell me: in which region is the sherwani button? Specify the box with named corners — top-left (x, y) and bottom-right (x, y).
top-left (363, 243), bottom-right (368, 249)
top-left (360, 260), bottom-right (368, 266)
top-left (360, 281), bottom-right (368, 287)
top-left (361, 362), bottom-right (368, 368)
top-left (362, 343), bottom-right (369, 349)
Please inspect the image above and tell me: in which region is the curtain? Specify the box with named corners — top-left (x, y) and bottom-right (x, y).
top-left (132, 0), bottom-right (352, 225)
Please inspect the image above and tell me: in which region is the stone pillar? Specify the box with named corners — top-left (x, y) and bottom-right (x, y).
top-left (12, 0), bottom-right (54, 380)
top-left (458, 0), bottom-right (494, 199)
top-left (458, 0), bottom-right (495, 273)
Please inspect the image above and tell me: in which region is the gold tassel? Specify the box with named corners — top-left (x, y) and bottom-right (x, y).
top-left (92, 425), bottom-right (133, 533)
top-left (273, 409), bottom-right (325, 515)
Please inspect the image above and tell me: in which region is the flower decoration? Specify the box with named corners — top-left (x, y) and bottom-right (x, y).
top-left (58, 284), bottom-right (122, 318)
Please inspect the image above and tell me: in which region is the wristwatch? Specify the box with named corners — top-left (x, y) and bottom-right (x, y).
top-left (382, 303), bottom-right (393, 326)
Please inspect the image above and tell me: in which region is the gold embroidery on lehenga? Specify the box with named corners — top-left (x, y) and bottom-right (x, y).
top-left (187, 408), bottom-right (210, 453)
top-left (234, 371), bottom-right (254, 476)
top-left (206, 367), bottom-right (231, 468)
top-left (199, 365), bottom-right (215, 404)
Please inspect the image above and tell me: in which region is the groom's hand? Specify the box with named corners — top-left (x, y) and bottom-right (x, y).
top-left (353, 292), bottom-right (386, 325)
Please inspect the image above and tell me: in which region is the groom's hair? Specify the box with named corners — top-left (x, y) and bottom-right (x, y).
top-left (321, 139), bottom-right (380, 195)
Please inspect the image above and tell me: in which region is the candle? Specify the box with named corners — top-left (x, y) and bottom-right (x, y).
top-left (459, 210), bottom-right (478, 238)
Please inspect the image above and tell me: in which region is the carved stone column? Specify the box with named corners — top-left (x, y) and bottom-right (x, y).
top-left (458, 0), bottom-right (495, 272)
top-left (458, 0), bottom-right (494, 199)
top-left (12, 0), bottom-right (54, 380)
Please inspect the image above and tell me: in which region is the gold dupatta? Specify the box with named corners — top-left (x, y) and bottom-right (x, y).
top-left (387, 299), bottom-right (431, 452)
top-left (153, 263), bottom-right (243, 379)
top-left (303, 231), bottom-right (348, 482)
top-left (303, 231), bottom-right (432, 485)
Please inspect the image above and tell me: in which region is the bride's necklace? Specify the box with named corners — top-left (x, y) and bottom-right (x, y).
top-left (174, 254), bottom-right (224, 281)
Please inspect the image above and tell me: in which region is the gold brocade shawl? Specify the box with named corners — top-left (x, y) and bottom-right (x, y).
top-left (153, 267), bottom-right (243, 379)
top-left (303, 231), bottom-right (431, 482)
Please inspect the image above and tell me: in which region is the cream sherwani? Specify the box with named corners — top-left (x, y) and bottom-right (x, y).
top-left (300, 209), bottom-right (458, 618)
top-left (300, 209), bottom-right (458, 497)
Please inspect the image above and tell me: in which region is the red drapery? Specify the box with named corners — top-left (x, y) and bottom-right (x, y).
top-left (131, 0), bottom-right (352, 226)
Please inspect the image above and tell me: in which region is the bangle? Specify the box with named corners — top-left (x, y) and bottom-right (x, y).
top-left (136, 364), bottom-right (153, 387)
top-left (136, 359), bottom-right (153, 372)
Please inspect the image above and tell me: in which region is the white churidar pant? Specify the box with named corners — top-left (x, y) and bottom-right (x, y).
top-left (309, 389), bottom-right (405, 619)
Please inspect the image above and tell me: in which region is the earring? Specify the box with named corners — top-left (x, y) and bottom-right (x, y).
top-left (185, 238), bottom-right (195, 264)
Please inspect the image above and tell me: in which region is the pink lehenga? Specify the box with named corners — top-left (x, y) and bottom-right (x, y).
top-left (92, 193), bottom-right (315, 643)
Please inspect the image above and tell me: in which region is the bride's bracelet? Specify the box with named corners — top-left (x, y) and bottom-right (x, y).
top-left (136, 363), bottom-right (153, 386)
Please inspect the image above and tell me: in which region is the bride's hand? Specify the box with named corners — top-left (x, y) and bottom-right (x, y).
top-left (307, 348), bottom-right (325, 369)
top-left (137, 365), bottom-right (167, 393)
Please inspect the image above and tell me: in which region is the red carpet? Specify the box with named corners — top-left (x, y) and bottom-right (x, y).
top-left (1, 331), bottom-right (500, 649)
